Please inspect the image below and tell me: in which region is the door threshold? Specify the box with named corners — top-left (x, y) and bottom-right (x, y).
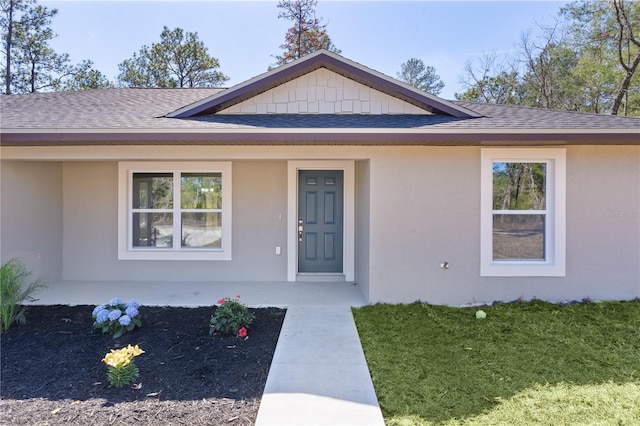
top-left (297, 273), bottom-right (346, 282)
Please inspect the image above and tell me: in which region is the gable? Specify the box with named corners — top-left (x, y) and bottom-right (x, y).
top-left (217, 68), bottom-right (428, 115)
top-left (167, 50), bottom-right (480, 118)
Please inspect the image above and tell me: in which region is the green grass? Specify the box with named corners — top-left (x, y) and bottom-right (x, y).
top-left (352, 300), bottom-right (640, 425)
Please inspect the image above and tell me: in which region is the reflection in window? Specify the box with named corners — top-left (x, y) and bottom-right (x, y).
top-left (181, 173), bottom-right (222, 209)
top-left (492, 163), bottom-right (545, 210)
top-left (492, 162), bottom-right (547, 261)
top-left (130, 172), bottom-right (224, 250)
top-left (493, 214), bottom-right (545, 260)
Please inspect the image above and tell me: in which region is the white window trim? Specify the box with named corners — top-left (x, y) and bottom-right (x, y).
top-left (481, 148), bottom-right (566, 277)
top-left (118, 161), bottom-right (232, 261)
top-left (287, 160), bottom-right (355, 282)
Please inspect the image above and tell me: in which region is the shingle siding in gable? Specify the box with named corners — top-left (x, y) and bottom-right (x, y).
top-left (217, 69), bottom-right (430, 115)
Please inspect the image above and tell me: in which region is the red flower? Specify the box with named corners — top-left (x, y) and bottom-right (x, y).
top-left (217, 298), bottom-right (226, 305)
top-left (237, 327), bottom-right (248, 338)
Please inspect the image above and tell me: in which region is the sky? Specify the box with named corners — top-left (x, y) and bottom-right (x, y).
top-left (42, 0), bottom-right (570, 99)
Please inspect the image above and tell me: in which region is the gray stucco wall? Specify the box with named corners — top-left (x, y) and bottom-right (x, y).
top-left (355, 160), bottom-right (371, 300)
top-left (62, 160), bottom-right (288, 281)
top-left (367, 147), bottom-right (480, 304)
top-left (366, 145), bottom-right (640, 305)
top-left (2, 144), bottom-right (637, 305)
top-left (0, 161), bottom-right (63, 282)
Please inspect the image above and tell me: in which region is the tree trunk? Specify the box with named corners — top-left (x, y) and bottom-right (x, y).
top-left (611, 51), bottom-right (640, 115)
top-left (5, 0), bottom-right (15, 94)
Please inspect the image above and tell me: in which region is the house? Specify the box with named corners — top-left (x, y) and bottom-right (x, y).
top-left (1, 50), bottom-right (638, 305)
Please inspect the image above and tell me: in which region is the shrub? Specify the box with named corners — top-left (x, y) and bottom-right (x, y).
top-left (0, 259), bottom-right (46, 332)
top-left (210, 295), bottom-right (254, 336)
top-left (93, 298), bottom-right (142, 339)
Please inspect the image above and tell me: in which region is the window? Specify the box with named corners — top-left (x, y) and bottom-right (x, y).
top-left (481, 149), bottom-right (565, 276)
top-left (118, 162), bottom-right (231, 260)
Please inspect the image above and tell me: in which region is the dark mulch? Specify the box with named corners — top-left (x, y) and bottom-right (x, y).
top-left (0, 305), bottom-right (286, 425)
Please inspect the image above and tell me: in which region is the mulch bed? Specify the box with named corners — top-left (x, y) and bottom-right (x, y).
top-left (0, 304), bottom-right (286, 425)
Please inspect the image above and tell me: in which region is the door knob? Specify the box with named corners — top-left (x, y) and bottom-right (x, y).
top-left (298, 219), bottom-right (303, 242)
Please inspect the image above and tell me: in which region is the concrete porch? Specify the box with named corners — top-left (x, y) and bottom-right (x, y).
top-left (26, 280), bottom-right (368, 308)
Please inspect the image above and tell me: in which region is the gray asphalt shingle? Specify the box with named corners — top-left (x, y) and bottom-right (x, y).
top-left (1, 88), bottom-right (638, 144)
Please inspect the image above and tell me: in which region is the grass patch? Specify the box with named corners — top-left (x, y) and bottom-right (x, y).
top-left (352, 300), bottom-right (640, 425)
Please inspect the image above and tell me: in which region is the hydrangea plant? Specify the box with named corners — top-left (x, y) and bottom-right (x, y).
top-left (209, 295), bottom-right (254, 336)
top-left (93, 298), bottom-right (142, 339)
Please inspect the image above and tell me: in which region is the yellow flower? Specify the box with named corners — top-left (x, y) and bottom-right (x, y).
top-left (102, 345), bottom-right (144, 367)
top-left (125, 344), bottom-right (145, 357)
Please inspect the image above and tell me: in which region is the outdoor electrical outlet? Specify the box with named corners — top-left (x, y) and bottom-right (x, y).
top-left (275, 246), bottom-right (281, 255)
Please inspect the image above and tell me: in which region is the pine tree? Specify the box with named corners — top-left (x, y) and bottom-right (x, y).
top-left (274, 0), bottom-right (340, 66)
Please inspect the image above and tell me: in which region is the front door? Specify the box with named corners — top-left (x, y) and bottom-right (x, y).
top-left (298, 170), bottom-right (344, 273)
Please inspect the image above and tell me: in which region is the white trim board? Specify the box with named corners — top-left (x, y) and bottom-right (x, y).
top-left (287, 160), bottom-right (355, 282)
top-left (480, 148), bottom-right (566, 276)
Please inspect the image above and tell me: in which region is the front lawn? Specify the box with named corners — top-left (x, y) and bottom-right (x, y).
top-left (353, 300), bottom-right (640, 425)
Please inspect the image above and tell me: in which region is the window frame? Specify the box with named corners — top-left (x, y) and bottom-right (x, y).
top-left (480, 148), bottom-right (565, 277)
top-left (118, 161), bottom-right (232, 261)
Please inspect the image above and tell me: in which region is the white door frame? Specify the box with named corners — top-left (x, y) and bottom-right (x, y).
top-left (287, 160), bottom-right (355, 281)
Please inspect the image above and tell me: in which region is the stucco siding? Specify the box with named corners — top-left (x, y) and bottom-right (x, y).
top-left (367, 147), bottom-right (480, 305)
top-left (355, 160), bottom-right (371, 300)
top-left (564, 145), bottom-right (640, 300)
top-left (1, 161), bottom-right (63, 282)
top-left (366, 145), bottom-right (640, 305)
top-left (1, 144), bottom-right (637, 305)
top-left (61, 160), bottom-right (288, 282)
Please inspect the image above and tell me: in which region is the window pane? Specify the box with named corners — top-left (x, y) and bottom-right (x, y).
top-left (181, 213), bottom-right (222, 248)
top-left (181, 173), bottom-right (222, 209)
top-left (132, 173), bottom-right (173, 209)
top-left (493, 163), bottom-right (546, 210)
top-left (493, 214), bottom-right (545, 260)
top-left (132, 213), bottom-right (173, 248)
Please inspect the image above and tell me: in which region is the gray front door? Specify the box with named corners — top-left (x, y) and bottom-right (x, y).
top-left (298, 170), bottom-right (344, 273)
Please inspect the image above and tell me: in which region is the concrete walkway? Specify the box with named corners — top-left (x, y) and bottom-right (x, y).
top-left (255, 305), bottom-right (385, 425)
top-left (28, 280), bottom-right (386, 425)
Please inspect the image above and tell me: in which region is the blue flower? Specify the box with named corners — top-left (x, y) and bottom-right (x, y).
top-left (92, 305), bottom-right (106, 317)
top-left (125, 306), bottom-right (139, 318)
top-left (127, 300), bottom-right (140, 309)
top-left (96, 310), bottom-right (109, 324)
top-left (108, 309), bottom-right (122, 321)
top-left (109, 298), bottom-right (123, 306)
top-left (118, 315), bottom-right (131, 326)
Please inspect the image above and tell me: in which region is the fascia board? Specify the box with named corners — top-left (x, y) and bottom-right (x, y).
top-left (1, 127), bottom-right (638, 135)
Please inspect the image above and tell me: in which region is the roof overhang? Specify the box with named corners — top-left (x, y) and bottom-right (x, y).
top-left (2, 128), bottom-right (638, 146)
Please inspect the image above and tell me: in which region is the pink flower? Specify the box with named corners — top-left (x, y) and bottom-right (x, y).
top-left (237, 327), bottom-right (248, 338)
top-left (217, 298), bottom-right (226, 305)
top-left (235, 295), bottom-right (241, 300)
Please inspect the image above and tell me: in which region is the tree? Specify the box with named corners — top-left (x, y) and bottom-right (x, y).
top-left (560, 0), bottom-right (640, 115)
top-left (1, 0), bottom-right (61, 93)
top-left (63, 60), bottom-right (112, 91)
top-left (610, 0), bottom-right (640, 115)
top-left (519, 24), bottom-right (583, 111)
top-left (118, 26), bottom-right (228, 88)
top-left (1, 0), bottom-right (33, 94)
top-left (1, 0), bottom-right (109, 93)
top-left (9, 3), bottom-right (69, 92)
top-left (456, 1), bottom-right (639, 116)
top-left (456, 52), bottom-right (524, 104)
top-left (274, 0), bottom-right (340, 66)
top-left (396, 58), bottom-right (445, 95)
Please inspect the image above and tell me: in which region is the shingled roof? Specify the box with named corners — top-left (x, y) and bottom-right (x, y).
top-left (1, 50), bottom-right (638, 146)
